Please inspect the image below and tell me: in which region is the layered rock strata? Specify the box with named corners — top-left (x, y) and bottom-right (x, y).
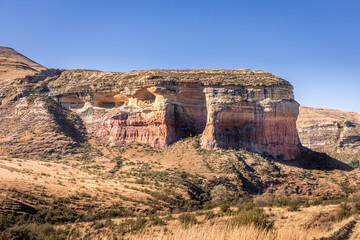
top-left (49, 69), bottom-right (301, 160)
top-left (0, 48), bottom-right (302, 160)
top-left (297, 106), bottom-right (360, 162)
top-left (201, 85), bottom-right (300, 160)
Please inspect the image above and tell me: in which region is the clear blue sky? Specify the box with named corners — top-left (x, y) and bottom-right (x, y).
top-left (1, 0), bottom-right (359, 112)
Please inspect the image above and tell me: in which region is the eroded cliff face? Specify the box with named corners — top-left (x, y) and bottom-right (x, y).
top-left (91, 83), bottom-right (206, 148)
top-left (48, 69), bottom-right (301, 160)
top-left (51, 81), bottom-right (207, 148)
top-left (297, 107), bottom-right (360, 163)
top-left (201, 85), bottom-right (300, 160)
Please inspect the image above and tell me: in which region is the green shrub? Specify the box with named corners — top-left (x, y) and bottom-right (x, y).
top-left (192, 138), bottom-right (200, 149)
top-left (91, 220), bottom-right (105, 229)
top-left (353, 201), bottom-right (360, 213)
top-left (220, 202), bottom-right (231, 213)
top-left (312, 197), bottom-right (324, 206)
top-left (149, 215), bottom-right (166, 226)
top-left (349, 159), bottom-right (359, 168)
top-left (0, 223), bottom-right (68, 240)
top-left (78, 192), bottom-right (91, 198)
top-left (35, 207), bottom-right (80, 224)
top-left (304, 199), bottom-right (310, 207)
top-left (178, 213), bottom-right (197, 227)
top-left (236, 202), bottom-right (256, 212)
top-left (204, 211), bottom-right (217, 220)
top-left (336, 203), bottom-right (352, 221)
top-left (339, 179), bottom-right (355, 195)
top-left (122, 218), bottom-right (147, 233)
top-left (95, 148), bottom-right (103, 156)
top-left (287, 201), bottom-right (301, 212)
top-left (202, 201), bottom-right (213, 210)
top-left (231, 207), bottom-right (273, 230)
top-left (110, 156), bottom-right (124, 174)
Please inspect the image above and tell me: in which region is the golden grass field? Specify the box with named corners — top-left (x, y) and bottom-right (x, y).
top-left (1, 138), bottom-right (360, 239)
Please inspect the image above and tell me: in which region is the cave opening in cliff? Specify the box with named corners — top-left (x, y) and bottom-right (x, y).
top-left (95, 101), bottom-right (116, 108)
top-left (172, 88), bottom-right (207, 141)
top-left (92, 92), bottom-right (128, 108)
top-left (57, 94), bottom-right (85, 109)
top-left (134, 88), bottom-right (156, 104)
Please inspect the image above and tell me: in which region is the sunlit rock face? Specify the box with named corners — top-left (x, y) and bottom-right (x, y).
top-left (200, 85), bottom-right (300, 160)
top-left (297, 106), bottom-right (360, 163)
top-left (49, 69), bottom-right (301, 160)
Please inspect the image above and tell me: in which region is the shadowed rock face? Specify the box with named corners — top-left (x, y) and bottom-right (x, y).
top-left (49, 69), bottom-right (301, 160)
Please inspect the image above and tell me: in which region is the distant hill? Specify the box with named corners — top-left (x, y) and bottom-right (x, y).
top-left (0, 47), bottom-right (46, 82)
top-left (297, 106), bottom-right (360, 165)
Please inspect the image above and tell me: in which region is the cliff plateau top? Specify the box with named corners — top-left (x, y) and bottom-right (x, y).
top-left (0, 47), bottom-right (290, 88)
top-left (50, 68), bottom-right (291, 89)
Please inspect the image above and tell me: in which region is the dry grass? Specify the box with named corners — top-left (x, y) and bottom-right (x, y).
top-left (1, 138), bottom-right (360, 240)
top-left (56, 204), bottom-right (360, 240)
top-left (126, 223), bottom-right (314, 240)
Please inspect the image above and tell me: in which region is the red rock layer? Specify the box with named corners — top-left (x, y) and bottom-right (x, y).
top-left (200, 86), bottom-right (301, 160)
top-left (95, 107), bottom-right (176, 147)
top-left (91, 83), bottom-right (207, 147)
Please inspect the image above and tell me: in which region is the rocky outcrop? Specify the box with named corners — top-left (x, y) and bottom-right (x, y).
top-left (297, 106), bottom-right (360, 163)
top-left (48, 69), bottom-right (301, 160)
top-left (201, 84), bottom-right (300, 160)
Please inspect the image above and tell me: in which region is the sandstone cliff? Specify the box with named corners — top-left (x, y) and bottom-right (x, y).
top-left (297, 106), bottom-right (360, 164)
top-left (47, 69), bottom-right (301, 160)
top-left (0, 48), bottom-right (301, 160)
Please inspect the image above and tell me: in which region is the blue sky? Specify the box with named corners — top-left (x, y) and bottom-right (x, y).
top-left (1, 0), bottom-right (359, 112)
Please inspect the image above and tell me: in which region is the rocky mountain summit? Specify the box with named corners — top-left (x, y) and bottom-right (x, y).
top-left (0, 48), bottom-right (302, 160)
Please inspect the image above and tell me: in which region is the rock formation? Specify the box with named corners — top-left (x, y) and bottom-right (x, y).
top-left (297, 106), bottom-right (360, 163)
top-left (0, 48), bottom-right (302, 160)
top-left (47, 69), bottom-right (301, 160)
